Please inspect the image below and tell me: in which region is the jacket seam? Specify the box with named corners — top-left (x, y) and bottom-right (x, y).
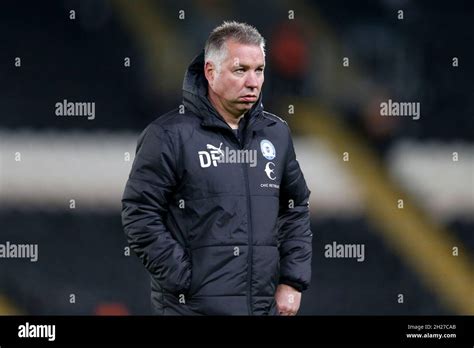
top-left (189, 243), bottom-right (278, 251)
top-left (179, 194), bottom-right (279, 202)
top-left (279, 238), bottom-right (312, 244)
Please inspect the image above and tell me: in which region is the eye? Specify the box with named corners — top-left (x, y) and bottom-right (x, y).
top-left (256, 68), bottom-right (264, 74)
top-left (234, 68), bottom-right (244, 73)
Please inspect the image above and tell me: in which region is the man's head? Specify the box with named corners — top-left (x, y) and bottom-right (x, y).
top-left (204, 21), bottom-right (266, 120)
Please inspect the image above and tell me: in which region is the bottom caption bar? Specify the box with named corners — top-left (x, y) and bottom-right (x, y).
top-left (0, 315), bottom-right (472, 345)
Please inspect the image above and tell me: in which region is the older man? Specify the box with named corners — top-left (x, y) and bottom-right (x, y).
top-left (122, 21), bottom-right (312, 315)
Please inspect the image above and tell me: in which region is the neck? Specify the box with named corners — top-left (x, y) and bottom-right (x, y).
top-left (208, 90), bottom-right (244, 130)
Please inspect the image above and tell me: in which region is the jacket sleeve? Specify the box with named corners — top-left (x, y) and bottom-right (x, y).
top-left (277, 125), bottom-right (312, 292)
top-left (121, 123), bottom-right (192, 294)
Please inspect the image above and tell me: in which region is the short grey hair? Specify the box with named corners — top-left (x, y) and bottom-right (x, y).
top-left (204, 21), bottom-right (266, 71)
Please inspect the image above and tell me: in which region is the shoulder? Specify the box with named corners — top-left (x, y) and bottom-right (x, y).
top-left (150, 107), bottom-right (200, 132)
top-left (261, 111), bottom-right (292, 139)
top-left (262, 111), bottom-right (288, 126)
top-left (136, 107), bottom-right (202, 152)
top-left (137, 107), bottom-right (200, 144)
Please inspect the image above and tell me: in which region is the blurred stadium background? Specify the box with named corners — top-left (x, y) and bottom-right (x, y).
top-left (0, 0), bottom-right (472, 315)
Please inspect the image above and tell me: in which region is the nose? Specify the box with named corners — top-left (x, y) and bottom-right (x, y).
top-left (245, 71), bottom-right (259, 89)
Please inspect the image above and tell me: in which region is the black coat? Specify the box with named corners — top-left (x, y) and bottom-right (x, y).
top-left (121, 51), bottom-right (312, 315)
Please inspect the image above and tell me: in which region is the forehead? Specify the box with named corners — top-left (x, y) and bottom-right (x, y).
top-left (223, 40), bottom-right (265, 66)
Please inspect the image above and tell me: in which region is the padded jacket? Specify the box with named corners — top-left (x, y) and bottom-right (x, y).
top-left (121, 51), bottom-right (312, 315)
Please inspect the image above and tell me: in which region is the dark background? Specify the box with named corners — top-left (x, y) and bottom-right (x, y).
top-left (0, 0), bottom-right (472, 315)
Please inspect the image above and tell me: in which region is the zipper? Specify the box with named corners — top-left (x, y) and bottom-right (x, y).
top-left (242, 155), bottom-right (253, 315)
top-left (238, 126), bottom-right (256, 316)
top-left (241, 120), bottom-right (258, 316)
top-left (217, 117), bottom-right (260, 315)
top-left (223, 126), bottom-right (254, 315)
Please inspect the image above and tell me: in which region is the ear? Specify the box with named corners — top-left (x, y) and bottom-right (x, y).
top-left (204, 61), bottom-right (216, 87)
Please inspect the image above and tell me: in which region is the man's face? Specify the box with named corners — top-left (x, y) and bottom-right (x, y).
top-left (205, 40), bottom-right (265, 117)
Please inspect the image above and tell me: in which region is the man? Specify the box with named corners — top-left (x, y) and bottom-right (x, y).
top-left (122, 21), bottom-right (312, 315)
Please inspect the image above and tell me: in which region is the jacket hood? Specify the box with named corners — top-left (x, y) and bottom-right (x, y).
top-left (182, 50), bottom-right (264, 128)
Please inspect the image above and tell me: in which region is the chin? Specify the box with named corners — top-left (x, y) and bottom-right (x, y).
top-left (233, 101), bottom-right (254, 114)
top-left (240, 103), bottom-right (255, 110)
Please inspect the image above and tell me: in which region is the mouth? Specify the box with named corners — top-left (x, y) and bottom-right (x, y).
top-left (239, 95), bottom-right (258, 102)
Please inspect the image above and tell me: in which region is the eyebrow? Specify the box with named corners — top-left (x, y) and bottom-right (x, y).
top-left (234, 63), bottom-right (265, 69)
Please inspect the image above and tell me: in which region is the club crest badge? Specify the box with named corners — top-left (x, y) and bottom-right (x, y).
top-left (260, 139), bottom-right (276, 160)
